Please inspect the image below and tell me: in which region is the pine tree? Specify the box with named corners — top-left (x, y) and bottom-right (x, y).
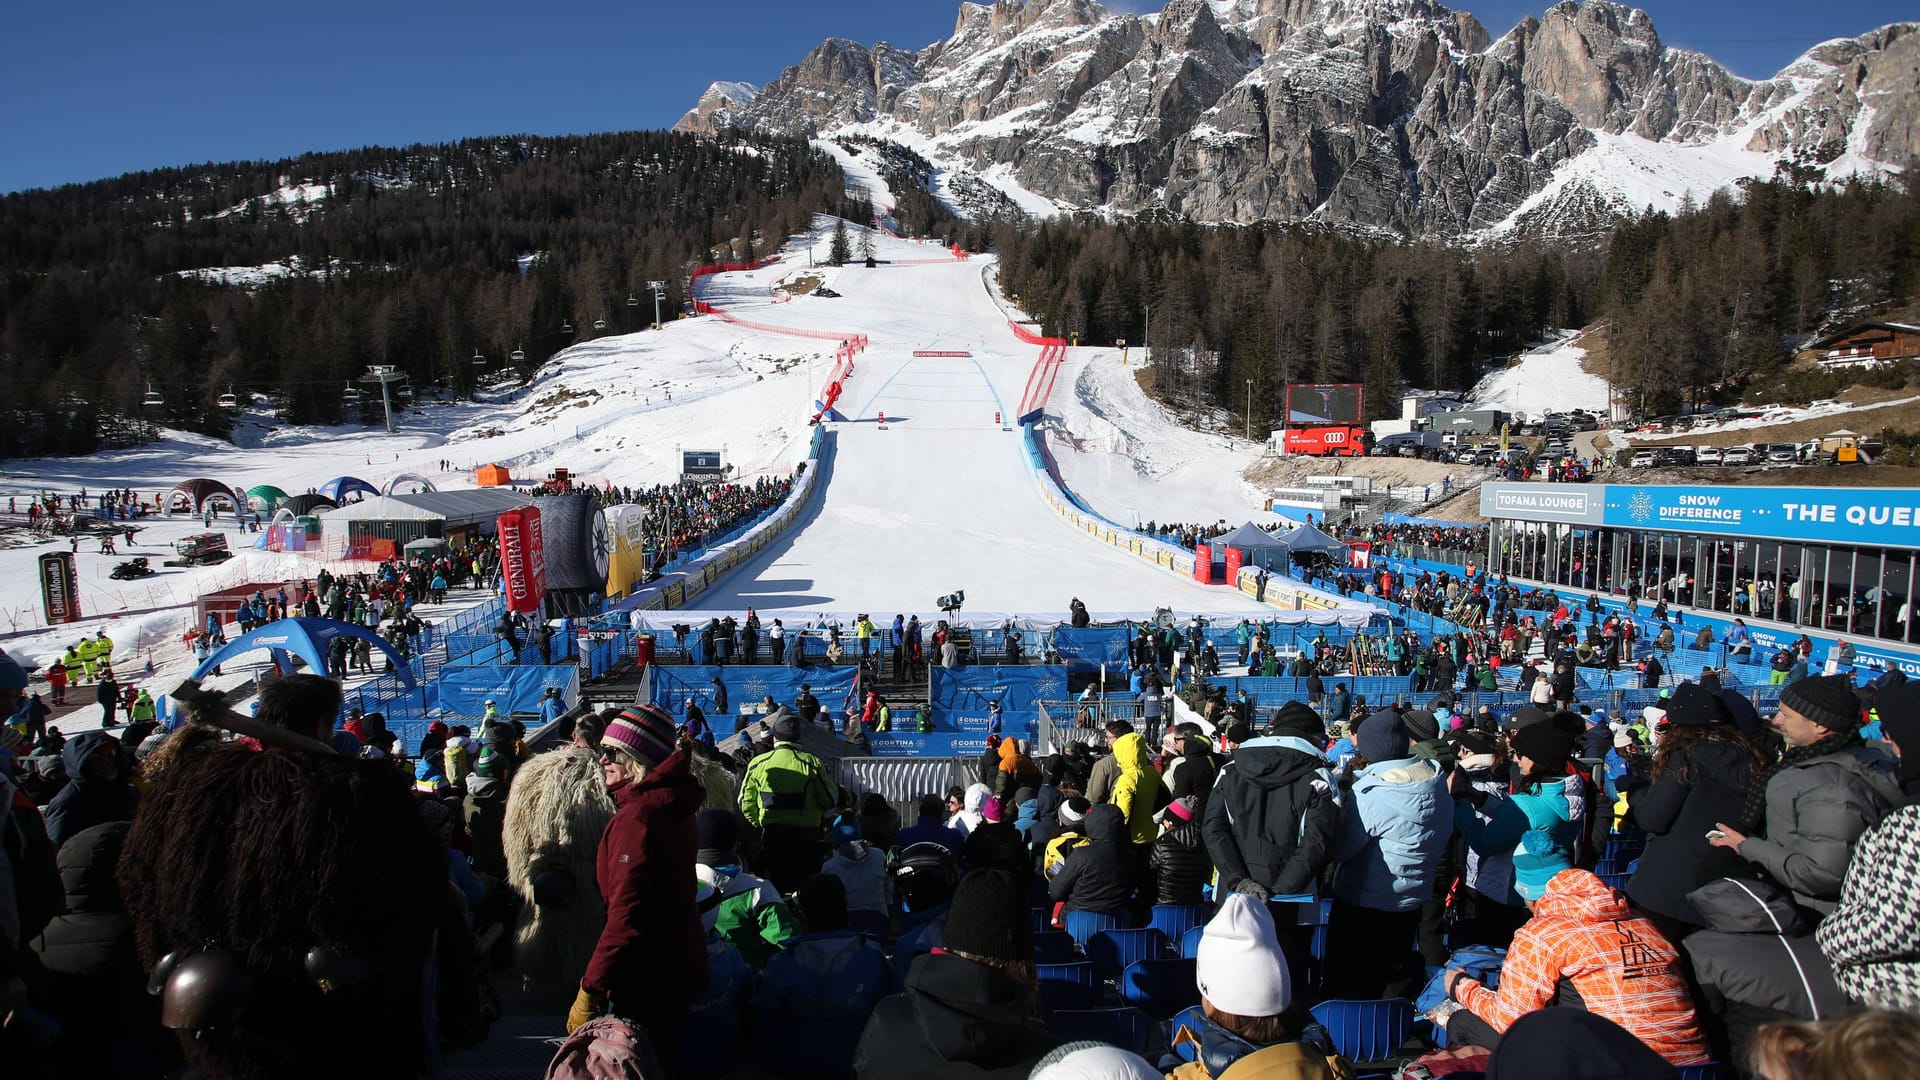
top-left (829, 217), bottom-right (852, 267)
top-left (859, 226), bottom-right (876, 262)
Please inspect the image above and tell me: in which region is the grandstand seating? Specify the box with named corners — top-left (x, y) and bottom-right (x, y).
top-left (1309, 998), bottom-right (1415, 1064)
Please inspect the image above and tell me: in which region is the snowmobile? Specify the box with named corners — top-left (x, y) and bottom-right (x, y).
top-left (110, 556), bottom-right (155, 580)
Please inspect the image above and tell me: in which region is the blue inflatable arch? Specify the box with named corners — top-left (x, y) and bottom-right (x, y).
top-left (192, 617), bottom-right (417, 688)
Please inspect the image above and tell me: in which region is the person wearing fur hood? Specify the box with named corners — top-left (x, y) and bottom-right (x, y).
top-left (502, 742), bottom-right (615, 1004)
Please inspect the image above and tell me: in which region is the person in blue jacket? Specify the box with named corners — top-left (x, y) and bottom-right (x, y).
top-left (1324, 709), bottom-right (1452, 999)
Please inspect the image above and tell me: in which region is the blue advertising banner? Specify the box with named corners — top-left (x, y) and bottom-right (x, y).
top-left (930, 666), bottom-right (1068, 730)
top-left (437, 665), bottom-right (579, 718)
top-left (650, 665), bottom-right (858, 732)
top-left (1483, 483), bottom-right (1920, 550)
top-left (1053, 627), bottom-right (1131, 665)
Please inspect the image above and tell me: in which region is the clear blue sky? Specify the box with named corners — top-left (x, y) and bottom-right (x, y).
top-left (3, 0), bottom-right (1908, 194)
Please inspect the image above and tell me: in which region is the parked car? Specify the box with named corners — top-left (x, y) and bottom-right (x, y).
top-left (1657, 446), bottom-right (1697, 467)
top-left (1567, 411), bottom-right (1599, 431)
top-left (1695, 446), bottom-right (1723, 465)
top-left (1630, 450), bottom-right (1658, 468)
top-left (1766, 443), bottom-right (1801, 464)
top-left (1721, 445), bottom-right (1755, 466)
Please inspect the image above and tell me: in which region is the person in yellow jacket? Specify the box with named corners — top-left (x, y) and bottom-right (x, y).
top-left (1168, 894), bottom-right (1356, 1079)
top-left (62, 645), bottom-right (85, 686)
top-left (76, 637), bottom-right (101, 681)
top-left (443, 727), bottom-right (474, 791)
top-left (1108, 730), bottom-right (1161, 846)
top-left (129, 688), bottom-right (157, 724)
top-left (93, 630), bottom-right (114, 672)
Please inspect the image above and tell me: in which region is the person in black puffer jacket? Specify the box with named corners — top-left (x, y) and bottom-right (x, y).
top-left (30, 820), bottom-right (172, 1076)
top-left (1169, 730), bottom-right (1219, 807)
top-left (1624, 683), bottom-right (1767, 942)
top-left (1149, 796), bottom-right (1210, 906)
top-left (1048, 804), bottom-right (1134, 917)
top-left (1202, 702), bottom-right (1339, 900)
top-left (854, 869), bottom-right (1058, 1080)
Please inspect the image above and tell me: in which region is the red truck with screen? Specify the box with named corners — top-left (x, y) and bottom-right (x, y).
top-left (1283, 425), bottom-right (1370, 457)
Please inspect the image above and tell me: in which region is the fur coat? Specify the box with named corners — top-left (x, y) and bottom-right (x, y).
top-left (502, 746), bottom-right (615, 1001)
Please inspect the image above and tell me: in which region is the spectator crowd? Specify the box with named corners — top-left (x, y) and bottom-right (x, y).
top-left (4, 630), bottom-right (1915, 1079)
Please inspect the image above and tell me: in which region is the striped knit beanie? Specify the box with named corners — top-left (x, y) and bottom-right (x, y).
top-left (605, 703), bottom-right (677, 768)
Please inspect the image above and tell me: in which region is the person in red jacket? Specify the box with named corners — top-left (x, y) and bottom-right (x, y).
top-left (568, 704), bottom-right (709, 1055)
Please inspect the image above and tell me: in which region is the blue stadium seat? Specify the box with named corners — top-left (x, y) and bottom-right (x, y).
top-left (1036, 962), bottom-right (1099, 1013)
top-left (1180, 924), bottom-right (1207, 959)
top-left (1064, 908), bottom-right (1129, 949)
top-left (1599, 872), bottom-right (1633, 892)
top-left (1678, 1064), bottom-right (1734, 1080)
top-left (1168, 1004), bottom-right (1207, 1062)
top-left (1087, 927), bottom-right (1171, 981)
top-left (1033, 929), bottom-right (1076, 965)
top-left (1032, 906), bottom-right (1054, 933)
top-left (1309, 998), bottom-right (1415, 1064)
top-left (1149, 903), bottom-right (1210, 943)
top-left (1045, 1007), bottom-right (1152, 1053)
top-left (1117, 958), bottom-right (1200, 1016)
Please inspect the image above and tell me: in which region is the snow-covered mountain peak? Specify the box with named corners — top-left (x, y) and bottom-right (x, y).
top-left (677, 0), bottom-right (1918, 240)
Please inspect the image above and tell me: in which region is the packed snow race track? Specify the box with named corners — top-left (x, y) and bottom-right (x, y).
top-left (695, 257), bottom-right (1277, 616)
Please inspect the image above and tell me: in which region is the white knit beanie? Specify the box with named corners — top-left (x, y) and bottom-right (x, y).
top-left (1028, 1041), bottom-right (1162, 1080)
top-left (1196, 893), bottom-right (1292, 1017)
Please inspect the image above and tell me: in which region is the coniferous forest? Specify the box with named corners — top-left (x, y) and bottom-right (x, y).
top-left (987, 168), bottom-right (1919, 430)
top-left (0, 131), bottom-right (897, 456)
top-left (3, 127), bottom-right (1916, 458)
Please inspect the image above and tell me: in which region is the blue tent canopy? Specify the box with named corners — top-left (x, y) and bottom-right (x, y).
top-left (192, 617), bottom-right (416, 687)
top-left (318, 476), bottom-right (379, 503)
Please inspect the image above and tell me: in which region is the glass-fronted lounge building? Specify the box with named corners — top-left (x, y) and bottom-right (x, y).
top-left (1478, 482), bottom-right (1920, 648)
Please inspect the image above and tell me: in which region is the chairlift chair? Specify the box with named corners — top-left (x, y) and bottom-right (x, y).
top-left (343, 385), bottom-right (365, 405)
top-left (142, 384), bottom-right (165, 407)
top-left (216, 390), bottom-right (240, 409)
top-left (510, 346), bottom-right (526, 363)
top-left (471, 349), bottom-right (486, 366)
top-left (561, 319), bottom-right (575, 334)
top-left (593, 317), bottom-right (608, 332)
top-left (626, 294), bottom-right (640, 307)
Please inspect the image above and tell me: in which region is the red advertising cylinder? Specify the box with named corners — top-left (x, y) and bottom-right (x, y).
top-left (497, 505), bottom-right (548, 614)
top-left (634, 633), bottom-right (656, 668)
top-left (1193, 544), bottom-right (1213, 585)
top-left (1223, 545), bottom-right (1244, 586)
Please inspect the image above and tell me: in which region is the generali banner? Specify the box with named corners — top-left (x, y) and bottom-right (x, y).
top-left (39, 552), bottom-right (80, 624)
top-left (497, 506), bottom-right (547, 614)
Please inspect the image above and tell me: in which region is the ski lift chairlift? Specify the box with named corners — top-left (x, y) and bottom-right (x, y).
top-left (472, 349), bottom-right (487, 366)
top-left (561, 319), bottom-right (575, 334)
top-left (626, 294), bottom-right (640, 307)
top-left (343, 384), bottom-right (365, 404)
top-left (510, 346), bottom-right (526, 363)
top-left (142, 384), bottom-right (165, 407)
top-left (593, 317), bottom-right (608, 332)
top-left (216, 389), bottom-right (239, 409)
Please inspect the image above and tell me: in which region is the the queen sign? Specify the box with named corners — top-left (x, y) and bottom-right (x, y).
top-left (498, 505), bottom-right (547, 614)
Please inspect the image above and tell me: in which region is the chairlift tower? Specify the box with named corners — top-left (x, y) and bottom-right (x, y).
top-left (649, 280), bottom-right (667, 329)
top-left (360, 365), bottom-right (408, 434)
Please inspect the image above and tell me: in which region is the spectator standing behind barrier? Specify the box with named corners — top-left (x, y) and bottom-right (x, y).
top-left (738, 711), bottom-right (837, 893)
top-left (1324, 709), bottom-right (1452, 1000)
top-left (1085, 719), bottom-right (1131, 805)
top-left (1201, 701), bottom-right (1339, 901)
top-left (568, 704), bottom-right (707, 1051)
top-left (1709, 677), bottom-right (1900, 915)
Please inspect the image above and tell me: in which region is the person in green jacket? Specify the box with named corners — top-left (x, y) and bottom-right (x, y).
top-left (76, 637), bottom-right (101, 681)
top-left (695, 808), bottom-right (799, 969)
top-left (129, 688), bottom-right (157, 724)
top-left (739, 712), bottom-right (837, 892)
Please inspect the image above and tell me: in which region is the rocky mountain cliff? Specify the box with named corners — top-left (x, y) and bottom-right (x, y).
top-left (677, 0), bottom-right (1919, 239)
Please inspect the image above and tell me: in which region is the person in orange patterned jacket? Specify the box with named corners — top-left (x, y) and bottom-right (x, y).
top-left (1438, 867), bottom-right (1711, 1066)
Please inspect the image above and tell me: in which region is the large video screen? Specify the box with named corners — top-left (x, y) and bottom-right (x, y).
top-left (1286, 383), bottom-right (1364, 426)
